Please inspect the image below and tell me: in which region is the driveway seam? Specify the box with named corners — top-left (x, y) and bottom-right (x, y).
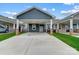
top-left (23, 37), bottom-right (34, 55)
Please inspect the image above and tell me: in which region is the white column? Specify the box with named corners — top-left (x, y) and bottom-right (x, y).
top-left (56, 23), bottom-right (59, 32)
top-left (16, 19), bottom-right (19, 35)
top-left (13, 23), bottom-right (16, 30)
top-left (50, 19), bottom-right (53, 34)
top-left (16, 19), bottom-right (19, 29)
top-left (77, 23), bottom-right (79, 29)
top-left (45, 24), bottom-right (48, 32)
top-left (70, 19), bottom-right (73, 34)
top-left (27, 24), bottom-right (29, 32)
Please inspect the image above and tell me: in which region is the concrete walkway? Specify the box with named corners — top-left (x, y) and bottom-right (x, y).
top-left (0, 32), bottom-right (78, 55)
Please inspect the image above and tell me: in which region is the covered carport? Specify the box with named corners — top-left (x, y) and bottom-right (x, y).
top-left (14, 7), bottom-right (55, 35)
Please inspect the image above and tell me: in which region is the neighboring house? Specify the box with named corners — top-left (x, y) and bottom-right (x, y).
top-left (0, 15), bottom-right (16, 32)
top-left (54, 12), bottom-right (79, 34)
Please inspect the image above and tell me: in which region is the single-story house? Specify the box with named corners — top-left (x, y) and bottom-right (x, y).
top-left (53, 12), bottom-right (79, 35)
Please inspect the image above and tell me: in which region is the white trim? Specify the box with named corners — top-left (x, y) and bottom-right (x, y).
top-left (70, 19), bottom-right (73, 29)
top-left (27, 24), bottom-right (29, 32)
top-left (19, 19), bottom-right (51, 24)
top-left (13, 23), bottom-right (16, 29)
top-left (20, 25), bottom-right (23, 32)
top-left (70, 19), bottom-right (73, 32)
top-left (16, 19), bottom-right (19, 30)
top-left (57, 23), bottom-right (59, 30)
top-left (45, 24), bottom-right (47, 32)
top-left (50, 19), bottom-right (53, 34)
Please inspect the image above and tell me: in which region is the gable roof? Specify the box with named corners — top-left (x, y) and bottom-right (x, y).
top-left (15, 7), bottom-right (55, 19)
top-left (0, 15), bottom-right (16, 24)
top-left (62, 11), bottom-right (79, 20)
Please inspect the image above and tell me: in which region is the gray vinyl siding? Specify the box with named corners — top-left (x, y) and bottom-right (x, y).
top-left (17, 9), bottom-right (52, 19)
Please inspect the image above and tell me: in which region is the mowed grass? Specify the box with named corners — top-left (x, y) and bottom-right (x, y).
top-left (0, 32), bottom-right (16, 41)
top-left (53, 33), bottom-right (79, 51)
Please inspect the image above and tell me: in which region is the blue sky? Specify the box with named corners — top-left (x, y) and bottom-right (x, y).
top-left (0, 3), bottom-right (79, 19)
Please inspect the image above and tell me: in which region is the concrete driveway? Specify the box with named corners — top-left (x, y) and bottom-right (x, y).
top-left (0, 32), bottom-right (78, 55)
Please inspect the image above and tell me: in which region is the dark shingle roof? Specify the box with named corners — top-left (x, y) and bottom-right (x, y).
top-left (0, 15), bottom-right (16, 24)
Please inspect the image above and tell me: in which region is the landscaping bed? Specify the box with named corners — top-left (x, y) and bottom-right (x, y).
top-left (53, 33), bottom-right (79, 51)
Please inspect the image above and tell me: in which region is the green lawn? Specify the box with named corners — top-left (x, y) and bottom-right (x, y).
top-left (53, 33), bottom-right (79, 51)
top-left (0, 32), bottom-right (16, 41)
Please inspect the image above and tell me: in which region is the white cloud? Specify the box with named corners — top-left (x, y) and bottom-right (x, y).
top-left (24, 5), bottom-right (32, 8)
top-left (8, 16), bottom-right (15, 19)
top-left (2, 11), bottom-right (17, 19)
top-left (3, 11), bottom-right (17, 15)
top-left (42, 8), bottom-right (56, 12)
top-left (42, 8), bottom-right (48, 11)
top-left (63, 3), bottom-right (74, 5)
top-left (74, 5), bottom-right (79, 9)
top-left (61, 5), bottom-right (79, 15)
top-left (61, 9), bottom-right (79, 15)
top-left (51, 8), bottom-right (55, 11)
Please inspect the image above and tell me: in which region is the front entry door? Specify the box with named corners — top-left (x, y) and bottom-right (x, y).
top-left (39, 26), bottom-right (43, 32)
top-left (29, 24), bottom-right (39, 32)
top-left (32, 24), bottom-right (36, 32)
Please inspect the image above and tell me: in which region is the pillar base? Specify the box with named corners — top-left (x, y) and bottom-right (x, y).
top-left (69, 31), bottom-right (74, 35)
top-left (69, 29), bottom-right (74, 35)
top-left (16, 29), bottom-right (19, 35)
top-left (50, 29), bottom-right (53, 35)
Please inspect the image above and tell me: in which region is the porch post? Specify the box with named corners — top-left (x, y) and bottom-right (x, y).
top-left (16, 19), bottom-right (19, 35)
top-left (70, 19), bottom-right (73, 35)
top-left (13, 23), bottom-right (16, 31)
top-left (50, 19), bottom-right (53, 34)
top-left (77, 23), bottom-right (79, 29)
top-left (27, 24), bottom-right (29, 32)
top-left (76, 23), bottom-right (79, 32)
top-left (56, 23), bottom-right (59, 32)
top-left (45, 24), bottom-right (47, 32)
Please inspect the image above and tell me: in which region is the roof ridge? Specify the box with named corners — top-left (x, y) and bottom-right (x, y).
top-left (15, 7), bottom-right (55, 19)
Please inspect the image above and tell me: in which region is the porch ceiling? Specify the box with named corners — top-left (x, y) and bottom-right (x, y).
top-left (60, 19), bottom-right (79, 25)
top-left (20, 19), bottom-right (51, 24)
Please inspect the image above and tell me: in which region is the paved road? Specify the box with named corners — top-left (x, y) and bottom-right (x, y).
top-left (0, 32), bottom-right (78, 55)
